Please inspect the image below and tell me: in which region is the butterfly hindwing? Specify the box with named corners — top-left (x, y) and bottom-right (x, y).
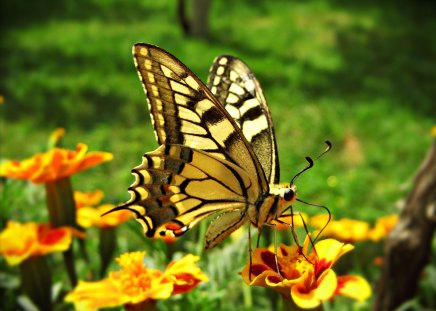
top-left (207, 55), bottom-right (280, 184)
top-left (133, 43), bottom-right (268, 191)
top-left (124, 144), bottom-right (258, 239)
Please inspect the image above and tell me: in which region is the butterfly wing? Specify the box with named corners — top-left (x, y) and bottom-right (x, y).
top-left (207, 55), bottom-right (280, 184)
top-left (114, 44), bottom-right (270, 242)
top-left (120, 144), bottom-right (256, 240)
top-left (133, 43), bottom-right (268, 189)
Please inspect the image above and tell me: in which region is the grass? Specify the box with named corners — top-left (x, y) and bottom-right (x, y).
top-left (1, 0), bottom-right (435, 310)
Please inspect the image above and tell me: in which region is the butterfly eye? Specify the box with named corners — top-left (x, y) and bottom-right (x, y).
top-left (284, 188), bottom-right (295, 201)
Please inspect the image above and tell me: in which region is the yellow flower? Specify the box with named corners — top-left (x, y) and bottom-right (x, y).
top-left (0, 221), bottom-right (77, 266)
top-left (0, 143), bottom-right (113, 184)
top-left (65, 252), bottom-right (208, 310)
top-left (74, 190), bottom-right (104, 208)
top-left (77, 204), bottom-right (131, 228)
top-left (311, 214), bottom-right (399, 243)
top-left (367, 214), bottom-right (398, 242)
top-left (241, 237), bottom-right (371, 309)
top-left (163, 254), bottom-right (209, 295)
top-left (310, 215), bottom-right (370, 243)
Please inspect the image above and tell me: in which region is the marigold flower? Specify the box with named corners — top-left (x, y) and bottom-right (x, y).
top-left (367, 214), bottom-right (398, 242)
top-left (0, 221), bottom-right (78, 266)
top-left (74, 190), bottom-right (105, 208)
top-left (310, 215), bottom-right (370, 243)
top-left (241, 237), bottom-right (371, 309)
top-left (0, 143), bottom-right (113, 184)
top-left (77, 204), bottom-right (131, 229)
top-left (65, 252), bottom-right (208, 310)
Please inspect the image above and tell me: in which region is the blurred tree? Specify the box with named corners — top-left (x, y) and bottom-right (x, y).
top-left (374, 134), bottom-right (436, 310)
top-left (177, 0), bottom-right (211, 39)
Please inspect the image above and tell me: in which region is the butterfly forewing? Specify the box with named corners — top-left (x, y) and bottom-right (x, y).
top-left (207, 55), bottom-right (280, 184)
top-left (133, 44), bottom-right (268, 191)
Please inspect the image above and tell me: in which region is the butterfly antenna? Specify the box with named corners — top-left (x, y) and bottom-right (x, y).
top-left (290, 140), bottom-right (332, 185)
top-left (290, 156), bottom-right (313, 185)
top-left (296, 198), bottom-right (331, 245)
top-left (315, 140), bottom-right (332, 160)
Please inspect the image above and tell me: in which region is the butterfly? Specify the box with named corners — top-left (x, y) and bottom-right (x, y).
top-left (107, 43), bottom-right (329, 249)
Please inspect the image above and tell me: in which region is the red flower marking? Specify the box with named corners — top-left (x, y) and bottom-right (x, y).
top-left (38, 225), bottom-right (66, 245)
top-left (267, 275), bottom-right (282, 284)
top-left (280, 245), bottom-right (288, 256)
top-left (251, 264), bottom-right (269, 276)
top-left (315, 258), bottom-right (331, 280)
top-left (172, 273), bottom-right (202, 295)
top-left (261, 250), bottom-right (280, 271)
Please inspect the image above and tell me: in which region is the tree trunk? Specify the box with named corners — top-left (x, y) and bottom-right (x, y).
top-left (177, 0), bottom-right (190, 35)
top-left (373, 135), bottom-right (436, 310)
top-left (191, 0), bottom-right (211, 39)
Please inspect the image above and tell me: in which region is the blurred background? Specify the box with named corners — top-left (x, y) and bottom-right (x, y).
top-left (1, 0), bottom-right (435, 310)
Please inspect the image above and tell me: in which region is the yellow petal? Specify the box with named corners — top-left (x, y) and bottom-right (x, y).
top-left (65, 279), bottom-right (129, 310)
top-left (291, 269), bottom-right (337, 309)
top-left (336, 275), bottom-right (372, 302)
top-left (314, 239), bottom-right (354, 266)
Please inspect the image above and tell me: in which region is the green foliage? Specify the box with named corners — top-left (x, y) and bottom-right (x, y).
top-left (1, 0), bottom-right (435, 310)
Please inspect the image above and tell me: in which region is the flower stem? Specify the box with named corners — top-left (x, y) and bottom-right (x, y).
top-left (63, 245), bottom-right (78, 286)
top-left (99, 227), bottom-right (116, 278)
top-left (45, 177), bottom-right (78, 286)
top-left (45, 177), bottom-right (77, 228)
top-left (125, 299), bottom-right (157, 311)
top-left (19, 256), bottom-right (52, 311)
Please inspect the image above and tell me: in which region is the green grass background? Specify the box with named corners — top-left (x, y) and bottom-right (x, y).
top-left (1, 0), bottom-right (435, 310)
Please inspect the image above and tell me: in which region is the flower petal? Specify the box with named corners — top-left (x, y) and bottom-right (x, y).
top-left (291, 269), bottom-right (337, 309)
top-left (336, 275), bottom-right (372, 302)
top-left (1, 144), bottom-right (113, 184)
top-left (313, 239), bottom-right (354, 266)
top-left (65, 279), bottom-right (129, 311)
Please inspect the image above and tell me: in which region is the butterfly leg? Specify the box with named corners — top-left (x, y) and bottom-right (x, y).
top-left (275, 213), bottom-right (316, 263)
top-left (262, 222), bottom-right (283, 279)
top-left (248, 224), bottom-right (253, 281)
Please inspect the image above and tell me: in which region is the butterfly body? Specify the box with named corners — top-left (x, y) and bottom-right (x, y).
top-left (111, 43), bottom-right (300, 249)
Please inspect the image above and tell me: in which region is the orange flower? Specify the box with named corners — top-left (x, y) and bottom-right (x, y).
top-left (65, 252), bottom-right (208, 310)
top-left (0, 221), bottom-right (78, 266)
top-left (74, 190), bottom-right (104, 208)
top-left (367, 214), bottom-right (398, 242)
top-left (77, 204), bottom-right (131, 229)
top-left (0, 143), bottom-right (113, 184)
top-left (310, 215), bottom-right (370, 243)
top-left (241, 237), bottom-right (371, 309)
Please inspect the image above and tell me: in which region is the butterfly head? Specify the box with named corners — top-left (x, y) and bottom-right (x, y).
top-left (276, 184), bottom-right (297, 203)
